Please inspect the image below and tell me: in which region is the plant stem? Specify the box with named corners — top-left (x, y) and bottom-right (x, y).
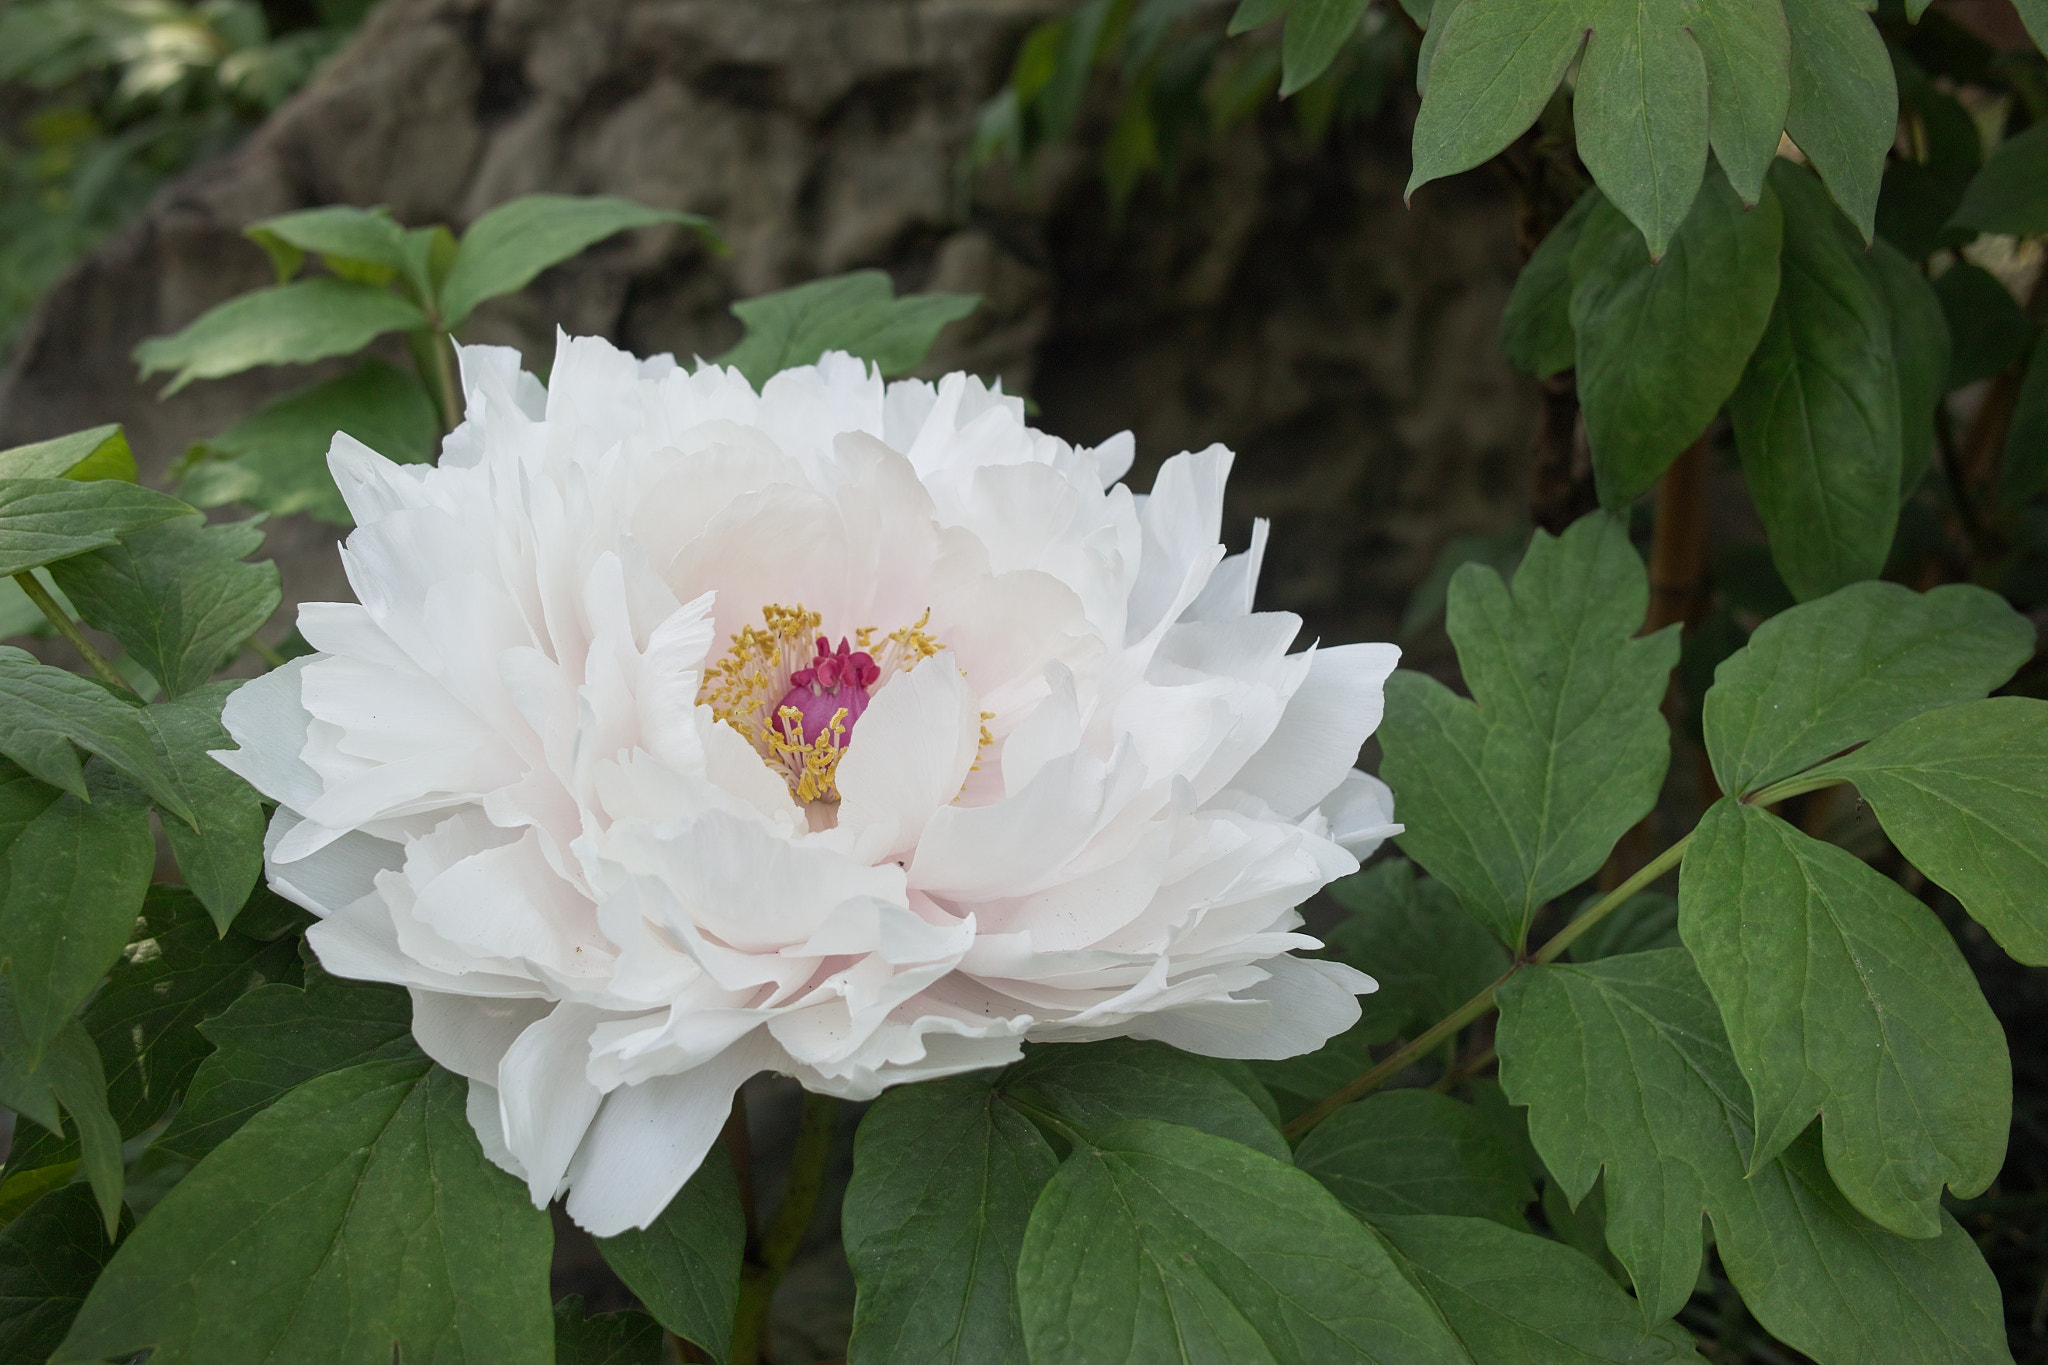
top-left (246, 637), bottom-right (288, 670)
top-left (410, 327), bottom-right (464, 434)
top-left (15, 572), bottom-right (133, 694)
top-left (730, 1092), bottom-right (839, 1365)
top-left (1285, 833), bottom-right (1693, 1139)
top-left (1430, 1045), bottom-right (1497, 1093)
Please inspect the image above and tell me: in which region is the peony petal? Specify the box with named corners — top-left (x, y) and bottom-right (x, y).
top-left (408, 990), bottom-right (550, 1082)
top-left (497, 1004), bottom-right (607, 1206)
top-left (834, 653), bottom-right (983, 864)
top-left (1226, 641), bottom-right (1401, 819)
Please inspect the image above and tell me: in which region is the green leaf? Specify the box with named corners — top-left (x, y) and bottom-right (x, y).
top-left (1865, 238), bottom-right (1950, 497)
top-left (0, 764), bottom-right (154, 1063)
top-left (181, 358), bottom-right (439, 526)
top-left (1230, 0), bottom-right (1295, 34)
top-left (1323, 860), bottom-right (1510, 1044)
top-left (553, 1299), bottom-right (664, 1365)
top-left (1281, 0), bottom-right (1368, 95)
top-left (1572, 0), bottom-right (1710, 256)
top-left (137, 686), bottom-right (267, 927)
top-left (843, 1074), bottom-right (1057, 1365)
top-left (1686, 0), bottom-right (1791, 206)
top-left (1729, 161), bottom-right (1902, 600)
top-left (1782, 0), bottom-right (1895, 239)
top-left (50, 517), bottom-right (279, 698)
top-left (1876, 159), bottom-right (1972, 263)
top-left (1950, 120), bottom-right (2048, 237)
top-left (1499, 188), bottom-right (1600, 380)
top-left (719, 271), bottom-right (981, 389)
top-left (4, 887), bottom-right (297, 1173)
top-left (0, 648), bottom-right (192, 819)
top-left (0, 1183), bottom-right (128, 1365)
top-left (0, 998), bottom-right (122, 1235)
top-left (1806, 697), bottom-right (2048, 965)
top-left (1378, 514), bottom-right (1679, 948)
top-left (2003, 339), bottom-right (2048, 506)
top-left (1016, 1119), bottom-right (1471, 1365)
top-left (56, 1059), bottom-right (554, 1365)
top-left (157, 955), bottom-right (417, 1163)
top-left (244, 204), bottom-right (419, 295)
top-left (1934, 262), bottom-right (2035, 390)
top-left (441, 194), bottom-right (720, 330)
top-left (1565, 891), bottom-right (1679, 960)
top-left (595, 1146), bottom-right (744, 1364)
top-left (0, 425), bottom-right (134, 482)
top-left (2014, 0), bottom-right (2048, 51)
top-left (0, 477), bottom-right (190, 578)
top-left (1373, 1214), bottom-right (1703, 1363)
top-left (1295, 1090), bottom-right (1534, 1226)
top-left (133, 278), bottom-right (429, 394)
top-left (1495, 950), bottom-right (2009, 1361)
top-left (1571, 161), bottom-right (1782, 508)
top-left (1005, 1039), bottom-right (1288, 1161)
top-left (1407, 0), bottom-right (1589, 211)
top-left (1700, 579), bottom-right (2033, 796)
top-left (1679, 799), bottom-right (2007, 1237)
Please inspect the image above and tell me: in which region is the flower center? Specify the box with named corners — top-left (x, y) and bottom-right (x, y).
top-left (699, 604), bottom-right (943, 803)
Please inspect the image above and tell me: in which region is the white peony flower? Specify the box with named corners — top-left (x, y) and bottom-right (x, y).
top-left (215, 334), bottom-right (1401, 1235)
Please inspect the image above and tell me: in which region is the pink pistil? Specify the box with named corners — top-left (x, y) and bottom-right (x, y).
top-left (774, 636), bottom-right (881, 751)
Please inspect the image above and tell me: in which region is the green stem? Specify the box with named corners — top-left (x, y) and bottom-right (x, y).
top-left (1745, 772), bottom-right (1849, 808)
top-left (246, 637), bottom-right (287, 670)
top-left (16, 572), bottom-right (132, 694)
top-left (1285, 832), bottom-right (1694, 1140)
top-left (411, 326), bottom-right (463, 434)
top-left (729, 1093), bottom-right (839, 1365)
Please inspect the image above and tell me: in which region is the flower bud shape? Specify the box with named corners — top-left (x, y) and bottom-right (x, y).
top-left (214, 336), bottom-right (1402, 1234)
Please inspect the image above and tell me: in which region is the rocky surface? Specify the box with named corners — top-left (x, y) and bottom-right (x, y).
top-left (0, 0), bottom-right (1534, 656)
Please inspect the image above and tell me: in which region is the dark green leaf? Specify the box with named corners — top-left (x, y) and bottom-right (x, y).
top-left (596, 1146), bottom-right (744, 1365)
top-left (1229, 0), bottom-right (1294, 34)
top-left (133, 278), bottom-right (429, 394)
top-left (1374, 1214), bottom-right (1702, 1363)
top-left (1688, 0), bottom-right (1791, 205)
top-left (1572, 162), bottom-right (1782, 508)
top-left (0, 1183), bottom-right (127, 1365)
top-left (1700, 579), bottom-right (2032, 796)
top-left (1295, 1090), bottom-right (1533, 1226)
top-left (1281, 0), bottom-right (1367, 96)
top-left (56, 1060), bottom-right (554, 1365)
top-left (1782, 0), bottom-right (1895, 238)
top-left (0, 425), bottom-right (134, 482)
top-left (157, 955), bottom-right (417, 1162)
top-left (0, 995), bottom-right (121, 1235)
top-left (1324, 861), bottom-right (1508, 1046)
top-left (1566, 891), bottom-right (1679, 960)
top-left (1496, 950), bottom-right (2009, 1361)
top-left (0, 764), bottom-right (153, 1062)
top-left (0, 478), bottom-right (190, 578)
top-left (1378, 514), bottom-right (1679, 948)
top-left (1005, 1038), bottom-right (1288, 1161)
top-left (1875, 159), bottom-right (1971, 263)
top-left (1950, 119), bottom-right (2048, 237)
top-left (50, 517), bottom-right (279, 697)
top-left (137, 685), bottom-right (267, 928)
top-left (1934, 262), bottom-right (2035, 390)
top-left (1016, 1119), bottom-right (1470, 1364)
top-left (843, 1075), bottom-right (1057, 1365)
top-left (1499, 188), bottom-right (1599, 380)
top-left (2003, 339), bottom-right (2048, 507)
top-left (1807, 697), bottom-right (2048, 965)
top-left (441, 194), bottom-right (720, 329)
top-left (0, 648), bottom-right (191, 820)
top-left (1729, 161), bottom-right (1902, 600)
top-left (553, 1299), bottom-right (664, 1365)
top-left (181, 359), bottom-right (438, 526)
top-left (1864, 238), bottom-right (1950, 497)
top-left (5, 887), bottom-right (296, 1176)
top-left (2014, 0), bottom-right (2048, 52)
top-left (1679, 799), bottom-right (2007, 1237)
top-left (719, 271), bottom-right (980, 388)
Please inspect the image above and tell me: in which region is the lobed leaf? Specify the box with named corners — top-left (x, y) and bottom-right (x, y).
top-left (1495, 950), bottom-right (2009, 1362)
top-left (1679, 799), bottom-right (2007, 1237)
top-left (0, 1183), bottom-right (128, 1365)
top-left (0, 477), bottom-right (190, 579)
top-left (1781, 0), bottom-right (1895, 239)
top-left (1949, 120), bottom-right (2048, 238)
top-left (844, 1075), bottom-right (1057, 1365)
top-left (1728, 161), bottom-right (1901, 600)
top-left (595, 1146), bottom-right (745, 1365)
top-left (1005, 1039), bottom-right (1288, 1160)
top-left (0, 425), bottom-right (134, 482)
top-left (1570, 161), bottom-right (1782, 508)
top-left (1378, 513), bottom-right (1678, 948)
top-left (1016, 1119), bottom-right (1470, 1364)
top-left (0, 648), bottom-right (192, 820)
top-left (440, 194), bottom-right (720, 329)
top-left (133, 278), bottom-right (429, 394)
top-left (56, 1059), bottom-right (554, 1365)
top-left (1806, 697), bottom-right (2048, 966)
top-left (1700, 579), bottom-right (2032, 796)
top-left (137, 685), bottom-right (268, 927)
top-left (1321, 859), bottom-right (1509, 1045)
top-left (718, 271), bottom-right (980, 388)
top-left (553, 1299), bottom-right (664, 1365)
top-left (1294, 1089), bottom-right (1534, 1226)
